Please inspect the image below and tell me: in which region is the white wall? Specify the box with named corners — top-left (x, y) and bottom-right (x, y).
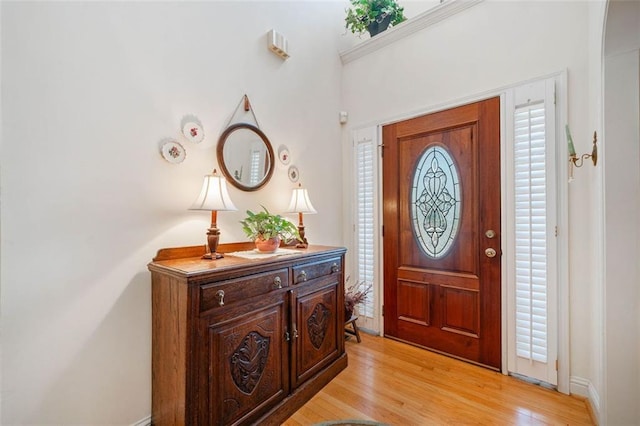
top-left (341, 0), bottom-right (595, 394)
top-left (587, 1), bottom-right (607, 421)
top-left (0, 2), bottom-right (347, 424)
top-left (604, 48), bottom-right (640, 425)
top-left (603, 1), bottom-right (640, 422)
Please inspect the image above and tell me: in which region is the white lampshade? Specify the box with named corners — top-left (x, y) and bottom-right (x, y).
top-left (190, 171), bottom-right (237, 212)
top-left (286, 186), bottom-right (317, 214)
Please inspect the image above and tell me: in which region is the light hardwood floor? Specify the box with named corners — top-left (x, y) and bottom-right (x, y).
top-left (283, 332), bottom-right (594, 425)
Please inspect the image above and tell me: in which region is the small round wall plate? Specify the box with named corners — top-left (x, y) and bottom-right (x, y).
top-left (182, 121), bottom-right (204, 144)
top-left (161, 140), bottom-right (186, 164)
top-left (278, 145), bottom-right (291, 165)
top-left (288, 165), bottom-right (299, 182)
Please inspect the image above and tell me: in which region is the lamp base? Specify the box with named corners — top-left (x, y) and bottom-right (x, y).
top-left (202, 252), bottom-right (224, 260)
top-left (204, 223), bottom-right (222, 260)
top-left (296, 237), bottom-right (309, 249)
top-left (297, 223), bottom-right (309, 249)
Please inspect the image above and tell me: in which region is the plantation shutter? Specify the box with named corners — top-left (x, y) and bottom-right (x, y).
top-left (507, 78), bottom-right (558, 386)
top-left (514, 103), bottom-right (548, 363)
top-left (249, 146), bottom-right (262, 186)
top-left (356, 136), bottom-right (375, 319)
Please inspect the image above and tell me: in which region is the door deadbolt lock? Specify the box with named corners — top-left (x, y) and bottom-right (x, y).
top-left (485, 248), bottom-right (497, 258)
top-left (485, 229), bottom-right (496, 239)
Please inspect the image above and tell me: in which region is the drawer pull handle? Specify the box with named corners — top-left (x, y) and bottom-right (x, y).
top-left (216, 290), bottom-right (225, 306)
top-left (331, 263), bottom-right (339, 273)
top-left (274, 276), bottom-right (282, 289)
top-left (298, 270), bottom-right (307, 282)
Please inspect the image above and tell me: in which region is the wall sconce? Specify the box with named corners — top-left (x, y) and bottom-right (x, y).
top-left (286, 183), bottom-right (316, 248)
top-left (566, 125), bottom-right (598, 180)
top-left (189, 170), bottom-right (237, 259)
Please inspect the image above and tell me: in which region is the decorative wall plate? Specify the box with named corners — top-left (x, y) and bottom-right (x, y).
top-left (161, 140), bottom-right (186, 164)
top-left (288, 165), bottom-right (299, 182)
top-left (278, 145), bottom-right (291, 165)
top-left (182, 121), bottom-right (204, 144)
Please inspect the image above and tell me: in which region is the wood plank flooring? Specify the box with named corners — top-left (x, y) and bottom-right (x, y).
top-left (283, 333), bottom-right (594, 425)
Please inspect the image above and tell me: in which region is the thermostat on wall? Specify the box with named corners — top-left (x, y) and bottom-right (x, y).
top-left (268, 29), bottom-right (290, 60)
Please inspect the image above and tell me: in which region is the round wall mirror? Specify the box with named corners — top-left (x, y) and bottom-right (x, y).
top-left (217, 123), bottom-right (275, 192)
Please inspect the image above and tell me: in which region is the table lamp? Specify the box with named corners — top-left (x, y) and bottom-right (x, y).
top-left (190, 169), bottom-right (237, 259)
top-left (286, 183), bottom-right (317, 248)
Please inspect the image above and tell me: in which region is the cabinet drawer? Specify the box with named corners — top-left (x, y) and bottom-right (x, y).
top-left (200, 268), bottom-right (289, 313)
top-left (292, 257), bottom-right (342, 285)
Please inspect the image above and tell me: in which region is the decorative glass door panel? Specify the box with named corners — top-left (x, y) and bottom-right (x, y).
top-left (411, 145), bottom-right (462, 259)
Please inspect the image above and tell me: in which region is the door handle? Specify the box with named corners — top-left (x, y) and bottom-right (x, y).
top-left (485, 248), bottom-right (497, 258)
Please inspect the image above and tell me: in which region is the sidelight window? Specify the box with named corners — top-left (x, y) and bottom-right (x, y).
top-left (506, 77), bottom-right (559, 386)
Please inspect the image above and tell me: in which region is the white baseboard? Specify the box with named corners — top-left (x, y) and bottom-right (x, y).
top-left (132, 415), bottom-right (151, 426)
top-left (588, 381), bottom-right (601, 424)
top-left (570, 375), bottom-right (591, 397)
top-left (570, 376), bottom-right (601, 424)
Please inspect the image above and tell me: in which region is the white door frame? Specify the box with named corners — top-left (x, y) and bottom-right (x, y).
top-left (348, 71), bottom-right (570, 394)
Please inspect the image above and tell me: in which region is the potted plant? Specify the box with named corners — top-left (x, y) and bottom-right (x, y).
top-left (345, 282), bottom-right (373, 319)
top-left (345, 0), bottom-right (407, 38)
top-left (240, 206), bottom-right (301, 253)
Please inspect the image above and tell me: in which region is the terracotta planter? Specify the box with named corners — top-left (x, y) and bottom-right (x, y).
top-left (255, 236), bottom-right (281, 253)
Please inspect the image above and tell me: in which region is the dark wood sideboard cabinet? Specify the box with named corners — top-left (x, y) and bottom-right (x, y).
top-left (148, 243), bottom-right (348, 426)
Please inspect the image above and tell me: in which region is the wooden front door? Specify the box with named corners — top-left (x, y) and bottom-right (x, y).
top-left (382, 97), bottom-right (501, 369)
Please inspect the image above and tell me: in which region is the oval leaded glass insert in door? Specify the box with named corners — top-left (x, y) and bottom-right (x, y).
top-left (411, 145), bottom-right (461, 258)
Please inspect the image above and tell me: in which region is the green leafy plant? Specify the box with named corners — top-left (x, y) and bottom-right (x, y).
top-left (345, 0), bottom-right (407, 37)
top-left (240, 206), bottom-right (300, 243)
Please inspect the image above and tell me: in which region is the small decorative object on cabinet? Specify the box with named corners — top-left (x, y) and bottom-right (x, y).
top-left (240, 206), bottom-right (301, 253)
top-left (149, 243), bottom-right (347, 425)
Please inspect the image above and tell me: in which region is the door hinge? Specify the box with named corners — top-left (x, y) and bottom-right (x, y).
top-left (555, 359), bottom-right (558, 371)
top-left (381, 225), bottom-right (384, 237)
top-left (555, 226), bottom-right (558, 237)
top-left (382, 304), bottom-right (384, 316)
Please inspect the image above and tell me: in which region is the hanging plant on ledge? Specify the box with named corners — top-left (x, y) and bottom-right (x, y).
top-left (345, 0), bottom-right (407, 38)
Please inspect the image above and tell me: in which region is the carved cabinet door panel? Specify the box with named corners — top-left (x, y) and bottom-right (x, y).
top-left (207, 294), bottom-right (289, 425)
top-left (290, 279), bottom-right (340, 389)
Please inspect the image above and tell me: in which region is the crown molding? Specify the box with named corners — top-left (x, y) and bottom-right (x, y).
top-left (340, 0), bottom-right (484, 64)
